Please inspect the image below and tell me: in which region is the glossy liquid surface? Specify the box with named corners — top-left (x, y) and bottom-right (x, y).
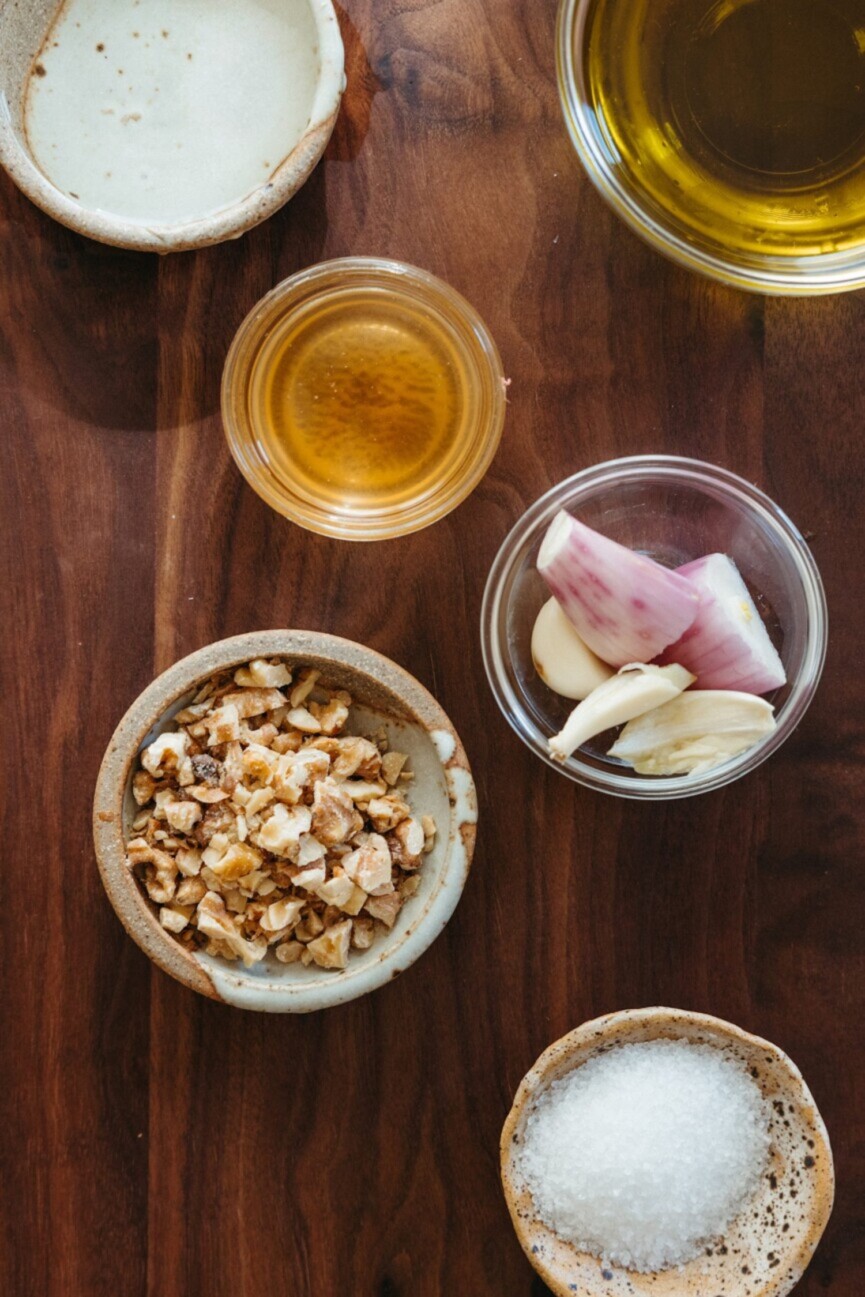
top-left (248, 291), bottom-right (466, 513)
top-left (583, 0), bottom-right (865, 257)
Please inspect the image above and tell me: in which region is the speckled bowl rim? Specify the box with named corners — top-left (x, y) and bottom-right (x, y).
top-left (0, 0), bottom-right (345, 252)
top-left (501, 1007), bottom-right (835, 1297)
top-left (93, 630), bottom-right (477, 1011)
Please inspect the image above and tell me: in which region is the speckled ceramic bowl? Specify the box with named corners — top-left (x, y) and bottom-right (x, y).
top-left (93, 630), bottom-right (477, 1011)
top-left (501, 1008), bottom-right (834, 1297)
top-left (0, 0), bottom-right (344, 251)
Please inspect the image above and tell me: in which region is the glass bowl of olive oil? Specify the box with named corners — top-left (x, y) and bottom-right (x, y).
top-left (221, 258), bottom-right (506, 539)
top-left (558, 0), bottom-right (865, 293)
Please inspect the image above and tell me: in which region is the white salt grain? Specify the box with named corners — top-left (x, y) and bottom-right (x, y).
top-left (518, 1040), bottom-right (770, 1273)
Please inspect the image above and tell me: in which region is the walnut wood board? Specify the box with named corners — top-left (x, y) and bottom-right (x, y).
top-left (1, 1), bottom-right (863, 1293)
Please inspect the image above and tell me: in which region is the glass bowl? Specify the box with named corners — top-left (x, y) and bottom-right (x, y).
top-left (557, 0), bottom-right (865, 295)
top-left (221, 258), bottom-right (506, 540)
top-left (480, 457), bottom-right (827, 800)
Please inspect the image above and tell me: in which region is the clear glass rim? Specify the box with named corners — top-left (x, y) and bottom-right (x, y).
top-left (480, 455), bottom-right (829, 800)
top-left (221, 256), bottom-right (506, 541)
top-left (556, 0), bottom-right (865, 296)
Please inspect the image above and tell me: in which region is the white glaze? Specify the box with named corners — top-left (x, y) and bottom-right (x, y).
top-left (431, 729), bottom-right (456, 763)
top-left (447, 765), bottom-right (478, 825)
top-left (24, 0), bottom-right (323, 223)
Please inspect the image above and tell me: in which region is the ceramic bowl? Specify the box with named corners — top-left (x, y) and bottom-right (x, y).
top-left (501, 1007), bottom-right (834, 1297)
top-left (93, 630), bottom-right (477, 1011)
top-left (0, 0), bottom-right (344, 251)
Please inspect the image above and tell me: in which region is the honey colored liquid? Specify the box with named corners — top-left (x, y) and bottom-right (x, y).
top-left (583, 0), bottom-right (865, 257)
top-left (248, 291), bottom-right (466, 513)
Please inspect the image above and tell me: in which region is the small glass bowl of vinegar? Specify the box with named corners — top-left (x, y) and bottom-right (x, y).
top-left (221, 258), bottom-right (506, 540)
top-left (558, 0), bottom-right (865, 293)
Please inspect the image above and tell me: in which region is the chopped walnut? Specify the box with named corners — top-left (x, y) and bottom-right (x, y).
top-left (204, 703), bottom-right (241, 746)
top-left (275, 940), bottom-right (304, 964)
top-left (164, 799), bottom-right (202, 835)
top-left (126, 658), bottom-right (435, 973)
top-left (308, 919), bottom-right (352, 969)
top-left (342, 834), bottom-right (394, 896)
top-left (367, 793), bottom-right (412, 833)
top-left (176, 876), bottom-right (207, 906)
top-left (290, 668), bottom-right (320, 708)
top-left (132, 770), bottom-right (157, 806)
top-left (141, 731), bottom-right (188, 778)
top-left (311, 777), bottom-right (363, 844)
top-left (388, 817), bottom-right (425, 870)
top-left (351, 917), bottom-right (375, 949)
top-left (160, 907), bottom-right (190, 934)
top-left (191, 754), bottom-right (221, 786)
top-left (365, 892), bottom-right (402, 929)
top-left (234, 658), bottom-right (292, 689)
top-left (380, 751), bottom-right (408, 786)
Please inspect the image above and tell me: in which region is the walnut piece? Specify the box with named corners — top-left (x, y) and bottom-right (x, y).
top-left (125, 657), bottom-right (435, 973)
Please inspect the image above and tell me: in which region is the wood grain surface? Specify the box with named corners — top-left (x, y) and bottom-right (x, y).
top-left (2, 1), bottom-right (864, 1294)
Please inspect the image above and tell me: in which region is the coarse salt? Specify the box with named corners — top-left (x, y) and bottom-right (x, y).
top-left (518, 1039), bottom-right (770, 1273)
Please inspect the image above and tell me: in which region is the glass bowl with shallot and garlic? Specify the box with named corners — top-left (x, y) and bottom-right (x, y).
top-left (481, 457), bottom-right (827, 800)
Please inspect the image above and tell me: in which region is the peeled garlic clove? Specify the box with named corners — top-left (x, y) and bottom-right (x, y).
top-left (549, 663), bottom-right (695, 761)
top-left (532, 597), bottom-right (614, 701)
top-left (608, 690), bottom-right (776, 776)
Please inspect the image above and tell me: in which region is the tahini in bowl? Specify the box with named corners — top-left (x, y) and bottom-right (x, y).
top-left (0, 0), bottom-right (344, 251)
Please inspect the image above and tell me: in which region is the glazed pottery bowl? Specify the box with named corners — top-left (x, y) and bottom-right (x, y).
top-left (501, 1007), bottom-right (835, 1297)
top-left (481, 456), bottom-right (827, 800)
top-left (93, 630), bottom-right (477, 1011)
top-left (0, 0), bottom-right (344, 251)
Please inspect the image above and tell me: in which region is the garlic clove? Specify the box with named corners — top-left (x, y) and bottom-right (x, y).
top-left (532, 597), bottom-right (614, 701)
top-left (549, 663), bottom-right (695, 762)
top-left (608, 690), bottom-right (776, 776)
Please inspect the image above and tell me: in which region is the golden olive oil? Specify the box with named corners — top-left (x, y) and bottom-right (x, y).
top-left (247, 291), bottom-right (466, 513)
top-left (583, 0), bottom-right (865, 257)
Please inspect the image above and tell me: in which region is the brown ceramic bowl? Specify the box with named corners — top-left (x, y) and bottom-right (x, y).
top-left (93, 630), bottom-right (477, 1011)
top-left (501, 1008), bottom-right (834, 1297)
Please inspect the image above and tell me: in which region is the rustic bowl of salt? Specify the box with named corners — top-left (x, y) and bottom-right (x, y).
top-left (501, 1007), bottom-right (834, 1297)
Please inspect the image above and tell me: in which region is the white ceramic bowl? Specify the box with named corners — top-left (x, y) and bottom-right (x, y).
top-left (93, 631), bottom-right (477, 1011)
top-left (0, 0), bottom-right (345, 251)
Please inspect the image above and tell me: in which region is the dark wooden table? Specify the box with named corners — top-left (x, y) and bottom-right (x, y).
top-left (2, 1), bottom-right (864, 1293)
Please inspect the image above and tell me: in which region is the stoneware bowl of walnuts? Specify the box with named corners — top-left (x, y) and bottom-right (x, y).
top-left (93, 630), bottom-right (477, 1011)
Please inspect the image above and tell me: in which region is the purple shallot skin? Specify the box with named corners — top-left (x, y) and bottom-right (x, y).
top-left (537, 511), bottom-right (700, 667)
top-left (657, 553), bottom-right (786, 695)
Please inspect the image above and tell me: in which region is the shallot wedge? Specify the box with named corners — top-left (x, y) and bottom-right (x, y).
top-left (657, 554), bottom-right (786, 695)
top-left (609, 691), bottom-right (776, 776)
top-left (549, 663), bottom-right (695, 761)
top-left (532, 597), bottom-right (614, 701)
top-left (537, 511), bottom-right (700, 667)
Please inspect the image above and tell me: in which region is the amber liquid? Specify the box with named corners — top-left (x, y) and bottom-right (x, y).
top-left (248, 291), bottom-right (468, 514)
top-left (583, 0), bottom-right (865, 257)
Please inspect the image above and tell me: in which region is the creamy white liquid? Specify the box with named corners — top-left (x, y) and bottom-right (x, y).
top-left (24, 0), bottom-right (321, 224)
